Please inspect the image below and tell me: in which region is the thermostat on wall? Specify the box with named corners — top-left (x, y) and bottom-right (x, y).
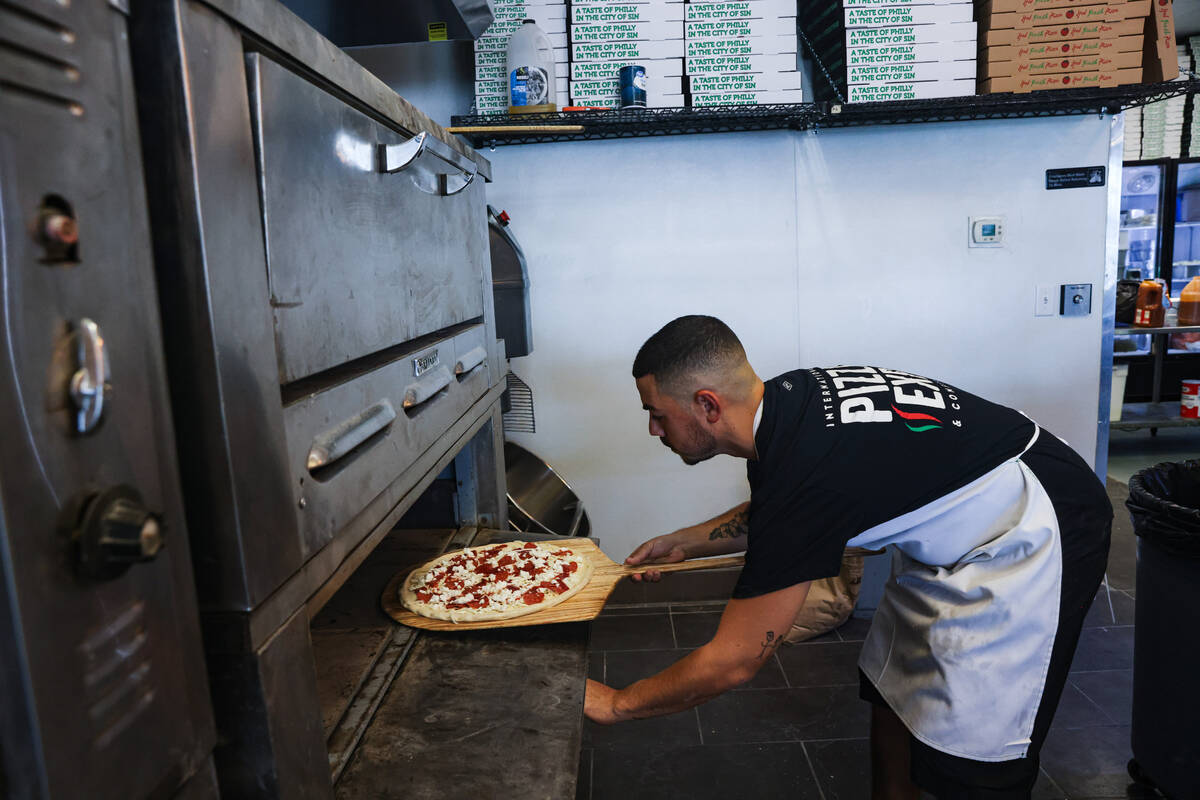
top-left (969, 216), bottom-right (1005, 247)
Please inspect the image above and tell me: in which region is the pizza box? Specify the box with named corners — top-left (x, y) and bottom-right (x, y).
top-left (843, 0), bottom-right (977, 6)
top-left (987, 0), bottom-right (1138, 11)
top-left (686, 35), bottom-right (798, 58)
top-left (1142, 0), bottom-right (1179, 82)
top-left (570, 77), bottom-right (682, 99)
top-left (978, 47), bottom-right (1141, 75)
top-left (980, 65), bottom-right (1142, 91)
top-left (844, 5), bottom-right (974, 28)
top-left (565, 95), bottom-right (686, 109)
top-left (490, 0), bottom-right (568, 7)
top-left (481, 16), bottom-right (567, 38)
top-left (476, 47), bottom-right (568, 68)
top-left (570, 57), bottom-right (685, 80)
top-left (848, 79), bottom-right (976, 101)
top-left (686, 17), bottom-right (796, 39)
top-left (570, 20), bottom-right (683, 43)
top-left (847, 39), bottom-right (976, 65)
top-left (846, 21), bottom-right (977, 46)
top-left (492, 2), bottom-right (567, 20)
top-left (983, 34), bottom-right (1142, 60)
top-left (982, 17), bottom-right (1141, 44)
top-left (571, 2), bottom-right (685, 24)
top-left (685, 0), bottom-right (797, 21)
top-left (980, 2), bottom-right (1151, 31)
top-left (475, 91), bottom-right (571, 113)
top-left (476, 30), bottom-right (568, 51)
top-left (687, 70), bottom-right (804, 92)
top-left (572, 38), bottom-right (687, 61)
top-left (689, 88), bottom-right (806, 105)
top-left (686, 51), bottom-right (799, 74)
top-left (383, 538), bottom-right (746, 631)
top-left (850, 59), bottom-right (976, 83)
top-left (476, 76), bottom-right (569, 97)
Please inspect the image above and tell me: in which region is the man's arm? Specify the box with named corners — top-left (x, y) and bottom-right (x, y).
top-left (625, 502), bottom-right (750, 582)
top-left (584, 580), bottom-right (811, 723)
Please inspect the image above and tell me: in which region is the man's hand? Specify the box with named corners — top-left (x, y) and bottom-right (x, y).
top-left (624, 536), bottom-right (688, 583)
top-left (585, 679), bottom-right (625, 725)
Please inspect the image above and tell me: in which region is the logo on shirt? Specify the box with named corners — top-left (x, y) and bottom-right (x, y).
top-left (781, 380), bottom-right (793, 391)
top-left (809, 366), bottom-right (964, 431)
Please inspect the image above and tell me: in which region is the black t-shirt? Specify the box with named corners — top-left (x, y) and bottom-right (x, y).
top-left (732, 366), bottom-right (1036, 599)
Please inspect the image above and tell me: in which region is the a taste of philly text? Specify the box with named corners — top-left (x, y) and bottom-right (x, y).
top-left (810, 367), bottom-right (963, 429)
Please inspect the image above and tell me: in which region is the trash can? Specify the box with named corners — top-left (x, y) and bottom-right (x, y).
top-left (1125, 460), bottom-right (1200, 799)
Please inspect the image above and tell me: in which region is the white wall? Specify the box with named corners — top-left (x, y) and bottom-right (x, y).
top-left (487, 116), bottom-right (1114, 561)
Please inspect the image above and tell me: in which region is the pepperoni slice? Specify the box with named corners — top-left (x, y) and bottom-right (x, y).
top-left (416, 590), bottom-right (432, 602)
top-left (521, 542), bottom-right (538, 550)
top-left (497, 555), bottom-right (515, 567)
top-left (565, 561), bottom-right (579, 573)
top-left (522, 589), bottom-right (544, 604)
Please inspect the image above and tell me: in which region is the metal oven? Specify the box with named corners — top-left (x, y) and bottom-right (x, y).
top-left (128, 0), bottom-right (508, 795)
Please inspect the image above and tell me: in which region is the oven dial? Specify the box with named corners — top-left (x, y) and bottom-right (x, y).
top-left (68, 485), bottom-right (164, 581)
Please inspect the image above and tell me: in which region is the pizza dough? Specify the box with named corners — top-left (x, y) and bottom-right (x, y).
top-left (400, 541), bottom-right (594, 623)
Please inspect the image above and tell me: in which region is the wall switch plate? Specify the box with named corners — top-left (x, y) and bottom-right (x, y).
top-left (1061, 283), bottom-right (1092, 316)
top-left (1035, 286), bottom-right (1057, 316)
top-left (969, 216), bottom-right (1005, 247)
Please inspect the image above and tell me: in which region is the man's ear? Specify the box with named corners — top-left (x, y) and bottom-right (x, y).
top-left (695, 390), bottom-right (721, 423)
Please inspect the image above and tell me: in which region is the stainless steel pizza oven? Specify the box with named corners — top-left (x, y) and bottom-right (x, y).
top-left (129, 1), bottom-right (510, 794)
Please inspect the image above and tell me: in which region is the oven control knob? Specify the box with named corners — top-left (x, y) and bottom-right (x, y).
top-left (70, 485), bottom-right (164, 581)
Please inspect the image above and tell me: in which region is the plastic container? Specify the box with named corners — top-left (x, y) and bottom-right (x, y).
top-left (1125, 462), bottom-right (1200, 800)
top-left (1134, 279), bottom-right (1166, 327)
top-left (1177, 275), bottom-right (1200, 326)
top-left (507, 20), bottom-right (557, 114)
top-left (1110, 363), bottom-right (1129, 421)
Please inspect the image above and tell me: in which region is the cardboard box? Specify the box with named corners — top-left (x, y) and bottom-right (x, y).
top-left (569, 58), bottom-right (685, 80)
top-left (685, 0), bottom-right (797, 22)
top-left (476, 30), bottom-right (569, 50)
top-left (477, 76), bottom-right (569, 96)
top-left (845, 21), bottom-right (976, 46)
top-left (474, 89), bottom-right (570, 113)
top-left (987, 0), bottom-right (1139, 11)
top-left (564, 95), bottom-right (684, 109)
top-left (571, 2), bottom-right (684, 24)
top-left (850, 58), bottom-right (976, 83)
top-left (843, 0), bottom-right (976, 5)
top-left (570, 21), bottom-right (682, 42)
top-left (983, 34), bottom-right (1142, 60)
top-left (982, 17), bottom-right (1140, 44)
top-left (981, 3), bottom-right (1146, 31)
top-left (844, 5), bottom-right (974, 27)
top-left (687, 70), bottom-right (804, 92)
top-left (1141, 0), bottom-right (1179, 82)
top-left (482, 16), bottom-right (567, 38)
top-left (493, 3), bottom-right (568, 20)
top-left (848, 39), bottom-right (976, 65)
top-left (571, 39), bottom-right (687, 60)
top-left (979, 47), bottom-right (1141, 75)
top-left (685, 35), bottom-right (798, 57)
top-left (685, 18), bottom-right (796, 38)
top-left (569, 79), bottom-right (680, 100)
top-left (689, 88), bottom-right (805, 105)
top-left (848, 79), bottom-right (975, 101)
top-left (980, 65), bottom-right (1142, 91)
top-left (685, 51), bottom-right (798, 74)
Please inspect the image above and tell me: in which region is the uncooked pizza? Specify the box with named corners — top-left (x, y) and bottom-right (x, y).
top-left (400, 541), bottom-right (594, 623)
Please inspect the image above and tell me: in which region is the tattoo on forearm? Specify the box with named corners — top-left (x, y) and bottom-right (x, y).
top-left (708, 511), bottom-right (749, 541)
top-left (758, 630), bottom-right (783, 659)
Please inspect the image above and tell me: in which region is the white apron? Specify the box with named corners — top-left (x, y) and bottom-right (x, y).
top-left (849, 426), bottom-right (1063, 762)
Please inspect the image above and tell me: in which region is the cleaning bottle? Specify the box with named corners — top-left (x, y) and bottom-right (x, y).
top-left (507, 20), bottom-right (557, 114)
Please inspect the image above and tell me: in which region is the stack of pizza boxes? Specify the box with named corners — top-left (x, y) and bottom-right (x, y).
top-left (1137, 41), bottom-right (1192, 158)
top-left (568, 0), bottom-right (686, 107)
top-left (1189, 36), bottom-right (1200, 157)
top-left (683, 0), bottom-right (803, 107)
top-left (977, 0), bottom-right (1179, 94)
top-left (475, 0), bottom-right (570, 114)
top-left (842, 0), bottom-right (978, 103)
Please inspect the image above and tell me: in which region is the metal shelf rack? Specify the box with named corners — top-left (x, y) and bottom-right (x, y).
top-left (450, 79), bottom-right (1200, 148)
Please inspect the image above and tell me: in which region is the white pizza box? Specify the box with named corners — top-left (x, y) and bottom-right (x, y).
top-left (475, 56), bottom-right (569, 81)
top-left (483, 16), bottom-right (567, 38)
top-left (474, 89), bottom-right (570, 113)
top-left (847, 79), bottom-right (975, 101)
top-left (685, 0), bottom-right (797, 21)
top-left (848, 58), bottom-right (975, 83)
top-left (476, 47), bottom-right (567, 68)
top-left (844, 5), bottom-right (974, 28)
top-left (844, 0), bottom-right (972, 5)
top-left (569, 57), bottom-right (685, 80)
top-left (685, 51), bottom-right (798, 74)
top-left (566, 93), bottom-right (686, 107)
top-left (845, 21), bottom-right (976, 46)
top-left (571, 2), bottom-right (685, 24)
top-left (492, 3), bottom-right (568, 20)
top-left (570, 79), bottom-right (680, 100)
top-left (476, 76), bottom-right (570, 96)
top-left (687, 70), bottom-right (803, 92)
top-left (689, 88), bottom-right (805, 105)
top-left (846, 39), bottom-right (975, 65)
top-left (685, 17), bottom-right (796, 39)
top-left (570, 21), bottom-right (683, 43)
top-left (476, 30), bottom-right (569, 50)
top-left (572, 38), bottom-right (687, 60)
top-left (490, 0), bottom-right (568, 7)
top-left (685, 35), bottom-right (798, 58)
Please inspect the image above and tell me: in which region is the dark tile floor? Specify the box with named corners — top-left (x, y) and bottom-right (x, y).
top-left (577, 480), bottom-right (1154, 800)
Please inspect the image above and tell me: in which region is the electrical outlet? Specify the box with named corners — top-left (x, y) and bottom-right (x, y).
top-left (1035, 286), bottom-right (1057, 316)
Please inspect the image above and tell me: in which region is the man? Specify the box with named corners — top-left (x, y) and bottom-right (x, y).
top-left (584, 315), bottom-right (1112, 800)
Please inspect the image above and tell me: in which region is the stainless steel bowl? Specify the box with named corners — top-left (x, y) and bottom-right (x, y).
top-left (505, 442), bottom-right (590, 538)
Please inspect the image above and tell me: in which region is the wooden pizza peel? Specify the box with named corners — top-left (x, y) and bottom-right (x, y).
top-left (381, 538), bottom-right (745, 631)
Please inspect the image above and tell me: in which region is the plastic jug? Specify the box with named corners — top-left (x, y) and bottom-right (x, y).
top-left (1134, 279), bottom-right (1166, 328)
top-left (1178, 276), bottom-right (1200, 326)
top-left (507, 20), bottom-right (557, 114)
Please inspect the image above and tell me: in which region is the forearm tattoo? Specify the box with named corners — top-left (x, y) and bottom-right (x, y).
top-left (758, 630), bottom-right (784, 659)
top-left (708, 511), bottom-right (749, 541)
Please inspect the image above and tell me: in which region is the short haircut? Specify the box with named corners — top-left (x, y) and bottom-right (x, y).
top-left (632, 315), bottom-right (747, 395)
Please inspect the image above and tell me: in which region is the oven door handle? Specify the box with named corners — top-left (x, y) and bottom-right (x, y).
top-left (454, 346), bottom-right (487, 376)
top-left (403, 366), bottom-right (453, 410)
top-left (306, 400), bottom-right (397, 472)
top-left (380, 131), bottom-right (477, 196)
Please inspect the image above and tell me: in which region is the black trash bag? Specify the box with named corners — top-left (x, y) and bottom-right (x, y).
top-left (1116, 279), bottom-right (1141, 325)
top-left (1126, 460), bottom-right (1200, 558)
